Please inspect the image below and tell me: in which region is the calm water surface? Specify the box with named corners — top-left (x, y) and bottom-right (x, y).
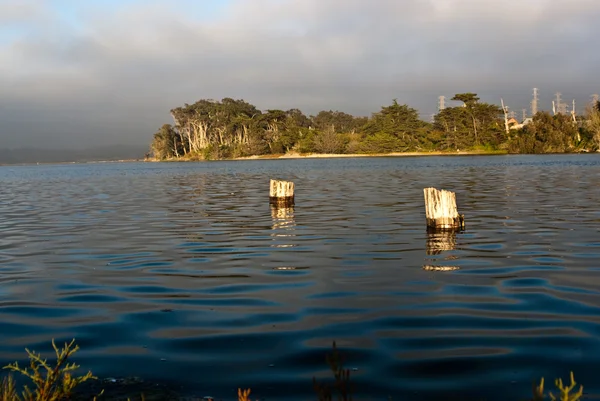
top-left (2, 155), bottom-right (600, 400)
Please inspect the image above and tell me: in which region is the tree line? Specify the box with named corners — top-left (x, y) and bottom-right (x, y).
top-left (149, 94), bottom-right (600, 160)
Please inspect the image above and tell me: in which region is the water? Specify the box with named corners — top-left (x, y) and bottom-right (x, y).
top-left (2, 154), bottom-right (600, 400)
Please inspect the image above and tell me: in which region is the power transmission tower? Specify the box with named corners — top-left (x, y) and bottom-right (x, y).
top-left (522, 108), bottom-right (527, 121)
top-left (509, 110), bottom-right (516, 119)
top-left (555, 92), bottom-right (566, 114)
top-left (531, 88), bottom-right (539, 116)
top-left (438, 96), bottom-right (446, 112)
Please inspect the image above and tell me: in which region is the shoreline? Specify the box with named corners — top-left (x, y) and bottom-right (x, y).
top-left (147, 149), bottom-right (511, 163)
top-left (247, 150), bottom-right (506, 160)
top-left (5, 150), bottom-right (598, 166)
top-left (146, 149), bottom-right (600, 163)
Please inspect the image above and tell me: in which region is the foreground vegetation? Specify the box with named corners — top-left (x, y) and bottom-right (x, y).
top-left (148, 95), bottom-right (600, 160)
top-left (0, 340), bottom-right (587, 400)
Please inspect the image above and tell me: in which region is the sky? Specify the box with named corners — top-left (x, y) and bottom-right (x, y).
top-left (1, 0), bottom-right (599, 150)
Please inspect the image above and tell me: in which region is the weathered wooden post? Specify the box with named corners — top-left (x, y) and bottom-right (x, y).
top-left (270, 179), bottom-right (294, 207)
top-left (423, 187), bottom-right (465, 231)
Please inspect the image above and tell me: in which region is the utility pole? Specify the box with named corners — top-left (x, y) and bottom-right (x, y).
top-left (531, 87), bottom-right (539, 116)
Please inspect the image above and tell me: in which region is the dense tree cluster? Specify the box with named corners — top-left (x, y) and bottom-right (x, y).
top-left (149, 96), bottom-right (600, 160)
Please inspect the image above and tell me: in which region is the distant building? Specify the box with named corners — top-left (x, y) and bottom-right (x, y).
top-left (507, 118), bottom-right (519, 127)
top-left (509, 117), bottom-right (533, 130)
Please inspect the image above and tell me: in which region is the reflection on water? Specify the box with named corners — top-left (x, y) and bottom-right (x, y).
top-left (271, 205), bottom-right (296, 237)
top-left (2, 155), bottom-right (600, 401)
top-left (424, 228), bottom-right (461, 271)
top-left (423, 265), bottom-right (460, 272)
top-left (425, 230), bottom-right (457, 255)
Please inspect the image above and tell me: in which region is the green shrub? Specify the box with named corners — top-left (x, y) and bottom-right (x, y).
top-left (2, 339), bottom-right (97, 401)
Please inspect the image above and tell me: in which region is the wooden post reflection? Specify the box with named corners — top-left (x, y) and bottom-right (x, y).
top-left (270, 205), bottom-right (296, 247)
top-left (426, 228), bottom-right (457, 256)
top-left (423, 227), bottom-right (460, 271)
top-left (422, 265), bottom-right (459, 272)
top-left (271, 204), bottom-right (295, 228)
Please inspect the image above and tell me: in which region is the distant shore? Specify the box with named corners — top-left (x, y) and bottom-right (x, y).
top-left (146, 149), bottom-right (509, 163)
top-left (238, 149), bottom-right (507, 160)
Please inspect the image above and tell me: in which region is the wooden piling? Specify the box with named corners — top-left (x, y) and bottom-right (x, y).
top-left (270, 179), bottom-right (294, 207)
top-left (423, 187), bottom-right (465, 231)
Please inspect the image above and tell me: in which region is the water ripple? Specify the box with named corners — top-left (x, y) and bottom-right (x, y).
top-left (2, 155), bottom-right (600, 400)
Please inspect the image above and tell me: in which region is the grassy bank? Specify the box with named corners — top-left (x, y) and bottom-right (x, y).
top-left (0, 340), bottom-right (586, 401)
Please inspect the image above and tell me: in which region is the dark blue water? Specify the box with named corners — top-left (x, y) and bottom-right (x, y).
top-left (2, 154), bottom-right (600, 400)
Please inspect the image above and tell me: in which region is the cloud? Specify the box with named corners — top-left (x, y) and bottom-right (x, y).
top-left (0, 0), bottom-right (599, 149)
top-left (0, 0), bottom-right (45, 24)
